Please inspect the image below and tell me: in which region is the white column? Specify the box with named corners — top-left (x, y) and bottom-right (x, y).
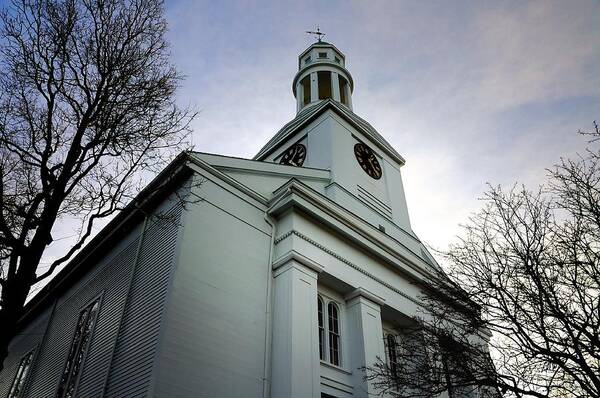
top-left (296, 83), bottom-right (303, 113)
top-left (310, 72), bottom-right (319, 103)
top-left (345, 288), bottom-right (386, 398)
top-left (331, 72), bottom-right (341, 102)
top-left (345, 83), bottom-right (353, 110)
top-left (271, 251), bottom-right (323, 398)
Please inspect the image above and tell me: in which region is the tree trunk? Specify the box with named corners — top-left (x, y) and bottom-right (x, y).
top-left (0, 302), bottom-right (23, 372)
top-left (0, 264), bottom-right (34, 372)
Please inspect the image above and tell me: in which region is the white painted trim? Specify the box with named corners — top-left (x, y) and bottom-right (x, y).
top-left (269, 179), bottom-right (438, 281)
top-left (272, 250), bottom-right (324, 274)
top-left (276, 229), bottom-right (422, 307)
top-left (345, 288), bottom-right (386, 307)
top-left (186, 155), bottom-right (269, 206)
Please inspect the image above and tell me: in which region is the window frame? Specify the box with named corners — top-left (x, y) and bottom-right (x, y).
top-left (54, 294), bottom-right (103, 398)
top-left (317, 296), bottom-right (326, 361)
top-left (7, 348), bottom-right (36, 398)
top-left (317, 293), bottom-right (344, 367)
top-left (385, 332), bottom-right (401, 390)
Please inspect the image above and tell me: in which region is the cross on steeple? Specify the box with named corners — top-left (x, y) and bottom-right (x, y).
top-left (305, 27), bottom-right (325, 42)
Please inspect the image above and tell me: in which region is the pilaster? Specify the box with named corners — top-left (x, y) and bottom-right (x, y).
top-left (310, 72), bottom-right (319, 103)
top-left (270, 251), bottom-right (322, 398)
top-left (296, 82), bottom-right (303, 113)
top-left (331, 72), bottom-right (341, 102)
top-left (345, 288), bottom-right (386, 398)
top-left (345, 83), bottom-right (353, 110)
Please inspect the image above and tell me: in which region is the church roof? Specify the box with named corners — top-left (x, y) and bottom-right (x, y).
top-left (253, 99), bottom-right (406, 165)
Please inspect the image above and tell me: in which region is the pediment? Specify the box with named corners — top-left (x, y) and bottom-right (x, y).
top-left (253, 99), bottom-right (405, 166)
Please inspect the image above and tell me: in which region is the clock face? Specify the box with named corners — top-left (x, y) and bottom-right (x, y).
top-left (279, 143), bottom-right (306, 167)
top-left (354, 143), bottom-right (382, 179)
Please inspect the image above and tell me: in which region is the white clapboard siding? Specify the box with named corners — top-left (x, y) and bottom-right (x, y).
top-left (25, 231), bottom-right (141, 398)
top-left (103, 204), bottom-right (182, 397)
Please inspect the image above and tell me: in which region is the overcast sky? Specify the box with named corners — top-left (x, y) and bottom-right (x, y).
top-left (165, 0), bottom-right (600, 251)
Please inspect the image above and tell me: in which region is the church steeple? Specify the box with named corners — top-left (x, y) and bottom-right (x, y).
top-left (292, 41), bottom-right (354, 113)
top-left (256, 39), bottom-right (413, 234)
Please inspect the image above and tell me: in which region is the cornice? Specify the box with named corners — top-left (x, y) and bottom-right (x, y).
top-left (274, 229), bottom-right (422, 307)
top-left (269, 179), bottom-right (436, 280)
top-left (271, 250), bottom-right (325, 274)
top-left (344, 287), bottom-right (386, 307)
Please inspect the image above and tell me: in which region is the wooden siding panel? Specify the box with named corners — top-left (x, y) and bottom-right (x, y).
top-left (104, 205), bottom-right (182, 398)
top-left (0, 308), bottom-right (51, 398)
top-left (25, 236), bottom-right (140, 398)
top-left (153, 184), bottom-right (271, 397)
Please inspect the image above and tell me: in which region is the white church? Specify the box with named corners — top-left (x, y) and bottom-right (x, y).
top-left (1, 40), bottom-right (448, 398)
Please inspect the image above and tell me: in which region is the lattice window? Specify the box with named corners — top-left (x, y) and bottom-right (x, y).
top-left (327, 302), bottom-right (340, 366)
top-left (55, 297), bottom-right (101, 398)
top-left (7, 350), bottom-right (35, 398)
top-left (317, 295), bottom-right (343, 366)
top-left (318, 297), bottom-right (325, 360)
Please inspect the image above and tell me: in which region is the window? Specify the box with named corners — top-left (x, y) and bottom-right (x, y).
top-left (300, 75), bottom-right (311, 106)
top-left (327, 303), bottom-right (340, 365)
top-left (317, 71), bottom-right (332, 100)
top-left (7, 350), bottom-right (35, 398)
top-left (305, 56), bottom-right (311, 64)
top-left (386, 334), bottom-right (400, 388)
top-left (56, 298), bottom-right (100, 398)
top-left (318, 297), bottom-right (325, 360)
top-left (318, 52), bottom-right (327, 58)
top-left (338, 75), bottom-right (349, 106)
top-left (317, 295), bottom-right (342, 366)
top-left (334, 56), bottom-right (341, 64)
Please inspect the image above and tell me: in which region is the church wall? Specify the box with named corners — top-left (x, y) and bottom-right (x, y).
top-left (103, 197), bottom-right (184, 397)
top-left (322, 113), bottom-right (412, 231)
top-left (0, 184), bottom-right (188, 398)
top-left (271, 208), bottom-right (426, 396)
top-left (0, 307), bottom-right (52, 397)
top-left (263, 109), bottom-right (413, 237)
top-left (4, 222), bottom-right (143, 398)
top-left (275, 211), bottom-right (424, 317)
top-left (224, 169), bottom-right (330, 198)
top-left (152, 172), bottom-right (272, 398)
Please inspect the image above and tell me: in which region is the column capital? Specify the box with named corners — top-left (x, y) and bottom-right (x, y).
top-left (272, 250), bottom-right (324, 275)
top-left (345, 287), bottom-right (385, 307)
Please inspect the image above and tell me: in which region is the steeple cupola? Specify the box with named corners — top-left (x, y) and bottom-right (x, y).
top-left (292, 41), bottom-right (354, 113)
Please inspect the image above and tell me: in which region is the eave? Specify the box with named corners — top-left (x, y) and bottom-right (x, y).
top-left (17, 152), bottom-right (195, 328)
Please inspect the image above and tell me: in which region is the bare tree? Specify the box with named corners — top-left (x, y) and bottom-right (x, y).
top-left (0, 0), bottom-right (194, 371)
top-left (367, 122), bottom-right (600, 398)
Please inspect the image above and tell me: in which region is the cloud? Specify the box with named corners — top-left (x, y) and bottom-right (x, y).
top-left (473, 0), bottom-right (600, 109)
top-left (165, 0), bottom-right (600, 251)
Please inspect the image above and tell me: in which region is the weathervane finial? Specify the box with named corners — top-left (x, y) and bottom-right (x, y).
top-left (306, 27), bottom-right (325, 43)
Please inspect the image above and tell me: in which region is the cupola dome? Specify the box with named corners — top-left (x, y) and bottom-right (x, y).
top-left (292, 41), bottom-right (354, 113)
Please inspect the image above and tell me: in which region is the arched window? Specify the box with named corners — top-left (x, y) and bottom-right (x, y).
top-left (327, 302), bottom-right (340, 366)
top-left (317, 71), bottom-right (332, 100)
top-left (316, 296), bottom-right (342, 366)
top-left (387, 334), bottom-right (399, 383)
top-left (301, 75), bottom-right (311, 106)
top-left (317, 297), bottom-right (325, 360)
